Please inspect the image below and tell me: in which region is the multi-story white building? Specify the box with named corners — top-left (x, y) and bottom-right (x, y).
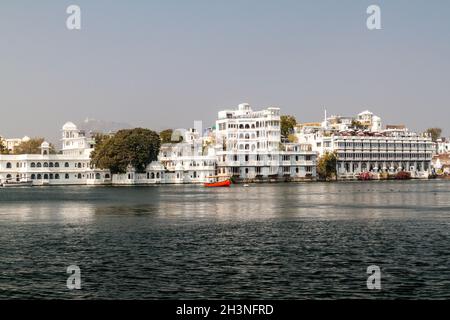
top-left (296, 110), bottom-right (434, 179)
top-left (436, 137), bottom-right (450, 154)
top-left (0, 122), bottom-right (110, 185)
top-left (215, 103), bottom-right (316, 181)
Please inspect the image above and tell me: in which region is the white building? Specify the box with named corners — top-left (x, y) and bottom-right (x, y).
top-left (113, 128), bottom-right (217, 185)
top-left (0, 122), bottom-right (110, 185)
top-left (296, 110), bottom-right (434, 179)
top-left (215, 103), bottom-right (316, 181)
top-left (436, 137), bottom-right (450, 154)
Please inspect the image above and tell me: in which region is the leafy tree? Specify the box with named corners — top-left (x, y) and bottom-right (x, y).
top-left (90, 128), bottom-right (161, 174)
top-left (160, 129), bottom-right (182, 143)
top-left (317, 152), bottom-right (337, 181)
top-left (280, 115), bottom-right (297, 139)
top-left (14, 138), bottom-right (56, 154)
top-left (425, 127), bottom-right (442, 142)
top-left (287, 134), bottom-right (298, 143)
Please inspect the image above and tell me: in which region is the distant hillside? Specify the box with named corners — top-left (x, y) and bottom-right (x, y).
top-left (78, 118), bottom-right (133, 136)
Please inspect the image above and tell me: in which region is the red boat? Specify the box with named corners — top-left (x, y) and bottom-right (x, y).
top-left (204, 176), bottom-right (231, 187)
top-left (204, 179), bottom-right (231, 187)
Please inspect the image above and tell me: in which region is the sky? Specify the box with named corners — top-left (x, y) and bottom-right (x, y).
top-left (1, 0), bottom-right (449, 145)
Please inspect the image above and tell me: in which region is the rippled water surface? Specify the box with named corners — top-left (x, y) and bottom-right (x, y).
top-left (0, 181), bottom-right (449, 299)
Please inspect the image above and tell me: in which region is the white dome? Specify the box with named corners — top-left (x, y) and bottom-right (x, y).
top-left (22, 136), bottom-right (30, 142)
top-left (62, 122), bottom-right (78, 130)
top-left (41, 141), bottom-right (50, 148)
top-left (147, 161), bottom-right (164, 171)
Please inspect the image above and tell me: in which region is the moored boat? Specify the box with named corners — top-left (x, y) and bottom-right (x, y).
top-left (204, 175), bottom-right (231, 187)
top-left (1, 180), bottom-right (33, 188)
top-left (204, 179), bottom-right (231, 187)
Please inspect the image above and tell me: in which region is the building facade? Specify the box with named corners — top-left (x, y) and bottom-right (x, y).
top-left (296, 110), bottom-right (434, 179)
top-left (0, 122), bottom-right (110, 185)
top-left (215, 103), bottom-right (316, 182)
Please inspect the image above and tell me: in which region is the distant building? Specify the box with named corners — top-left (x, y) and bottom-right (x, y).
top-left (436, 137), bottom-right (450, 154)
top-left (0, 136), bottom-right (31, 153)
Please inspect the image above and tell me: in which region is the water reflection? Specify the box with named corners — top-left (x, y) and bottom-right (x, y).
top-left (1, 181), bottom-right (450, 223)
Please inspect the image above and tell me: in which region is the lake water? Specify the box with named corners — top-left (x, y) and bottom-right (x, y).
top-left (0, 181), bottom-right (449, 299)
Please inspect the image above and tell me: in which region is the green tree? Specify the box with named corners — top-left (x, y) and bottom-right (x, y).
top-left (425, 127), bottom-right (442, 142)
top-left (160, 129), bottom-right (182, 143)
top-left (14, 138), bottom-right (56, 154)
top-left (317, 152), bottom-right (337, 181)
top-left (280, 115), bottom-right (297, 139)
top-left (90, 128), bottom-right (161, 174)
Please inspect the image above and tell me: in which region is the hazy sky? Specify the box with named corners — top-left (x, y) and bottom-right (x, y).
top-left (1, 0), bottom-right (449, 144)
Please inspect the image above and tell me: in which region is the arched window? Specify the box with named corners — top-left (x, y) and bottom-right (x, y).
top-left (65, 162), bottom-right (69, 168)
top-left (77, 163), bottom-right (82, 168)
top-left (77, 174), bottom-right (82, 179)
top-left (55, 174), bottom-right (60, 179)
top-left (49, 174), bottom-right (54, 179)
top-left (44, 174), bottom-right (49, 180)
top-left (37, 174), bottom-right (42, 179)
top-left (6, 162), bottom-right (12, 169)
top-left (245, 124), bottom-right (250, 129)
top-left (37, 163), bottom-right (42, 168)
top-left (245, 144), bottom-right (250, 150)
top-left (44, 162), bottom-right (49, 168)
top-left (31, 162), bottom-right (36, 168)
top-left (245, 134), bottom-right (250, 139)
top-left (239, 124), bottom-right (244, 129)
top-left (65, 174), bottom-right (69, 179)
top-left (95, 173), bottom-right (101, 179)
top-left (31, 174), bottom-right (36, 180)
top-left (251, 124), bottom-right (255, 128)
top-left (157, 172), bottom-right (160, 178)
top-left (49, 162), bottom-right (54, 168)
top-left (105, 174), bottom-right (110, 179)
top-left (55, 162), bottom-right (60, 168)
top-left (151, 172), bottom-right (155, 179)
top-left (6, 174), bottom-right (12, 179)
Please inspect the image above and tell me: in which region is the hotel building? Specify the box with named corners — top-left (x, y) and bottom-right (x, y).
top-left (296, 110), bottom-right (434, 179)
top-left (215, 103), bottom-right (316, 181)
